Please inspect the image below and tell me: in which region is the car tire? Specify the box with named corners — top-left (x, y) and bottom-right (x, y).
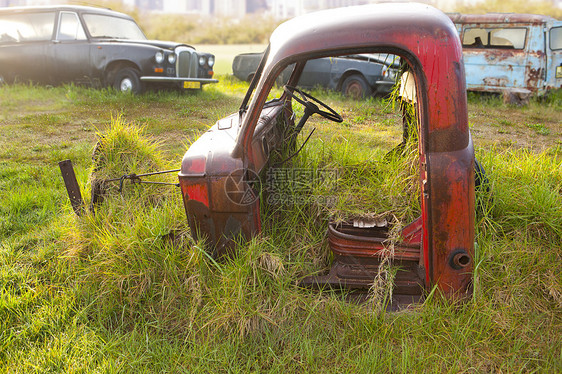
top-left (341, 74), bottom-right (371, 99)
top-left (474, 158), bottom-right (490, 193)
top-left (113, 67), bottom-right (142, 94)
top-left (474, 157), bottom-right (493, 215)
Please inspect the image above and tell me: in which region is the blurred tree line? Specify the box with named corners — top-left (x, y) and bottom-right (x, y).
top-left (143, 14), bottom-right (279, 44)
top-left (72, 0), bottom-right (561, 45)
top-left (455, 0), bottom-right (562, 19)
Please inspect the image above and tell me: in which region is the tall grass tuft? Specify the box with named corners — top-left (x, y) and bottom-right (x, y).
top-left (477, 147), bottom-right (562, 239)
top-left (474, 147), bottom-right (562, 316)
top-left (63, 116), bottom-right (194, 333)
top-left (90, 114), bottom-right (165, 180)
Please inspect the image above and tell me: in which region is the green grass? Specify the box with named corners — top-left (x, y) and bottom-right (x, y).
top-left (0, 81), bottom-right (561, 372)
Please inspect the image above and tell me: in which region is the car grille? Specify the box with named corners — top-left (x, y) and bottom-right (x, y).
top-left (177, 50), bottom-right (198, 78)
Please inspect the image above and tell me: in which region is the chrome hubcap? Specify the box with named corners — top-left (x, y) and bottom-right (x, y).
top-left (120, 78), bottom-right (133, 92)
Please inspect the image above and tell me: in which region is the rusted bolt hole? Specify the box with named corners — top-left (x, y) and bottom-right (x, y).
top-left (450, 250), bottom-right (471, 270)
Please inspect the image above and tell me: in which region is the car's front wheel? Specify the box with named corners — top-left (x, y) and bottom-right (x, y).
top-left (113, 68), bottom-right (142, 94)
top-left (341, 74), bottom-right (371, 99)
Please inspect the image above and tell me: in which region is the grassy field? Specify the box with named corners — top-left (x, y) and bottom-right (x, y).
top-left (0, 78), bottom-right (561, 372)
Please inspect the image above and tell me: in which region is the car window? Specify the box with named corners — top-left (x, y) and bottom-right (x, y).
top-left (0, 12), bottom-right (56, 43)
top-left (463, 27), bottom-right (527, 49)
top-left (58, 12), bottom-right (86, 41)
top-left (551, 27), bottom-right (562, 50)
top-left (362, 53), bottom-right (400, 68)
top-left (82, 14), bottom-right (146, 40)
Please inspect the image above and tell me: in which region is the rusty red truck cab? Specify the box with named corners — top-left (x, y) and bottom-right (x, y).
top-left (179, 3), bottom-right (475, 304)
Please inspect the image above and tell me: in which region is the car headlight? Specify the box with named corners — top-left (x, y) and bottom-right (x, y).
top-left (168, 53), bottom-right (176, 64)
top-left (198, 56), bottom-right (206, 66)
top-left (155, 51), bottom-right (164, 64)
top-left (382, 66), bottom-right (396, 80)
top-left (208, 56), bottom-right (215, 67)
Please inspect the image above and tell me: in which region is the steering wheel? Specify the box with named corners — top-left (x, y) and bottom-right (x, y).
top-left (284, 85), bottom-right (343, 123)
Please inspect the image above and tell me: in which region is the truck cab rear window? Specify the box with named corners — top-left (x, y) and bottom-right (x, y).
top-left (463, 27), bottom-right (527, 49)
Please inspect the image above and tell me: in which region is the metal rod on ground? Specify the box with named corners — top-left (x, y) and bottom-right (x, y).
top-left (58, 159), bottom-right (84, 216)
top-left (105, 168), bottom-right (181, 182)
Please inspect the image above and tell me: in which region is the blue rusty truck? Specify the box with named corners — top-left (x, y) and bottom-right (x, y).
top-left (450, 13), bottom-right (562, 101)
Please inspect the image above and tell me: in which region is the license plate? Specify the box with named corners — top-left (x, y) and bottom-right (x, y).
top-left (183, 81), bottom-right (201, 89)
top-left (557, 66), bottom-right (562, 79)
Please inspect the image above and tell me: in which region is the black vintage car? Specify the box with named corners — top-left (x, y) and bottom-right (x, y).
top-left (232, 52), bottom-right (399, 98)
top-left (0, 5), bottom-right (218, 93)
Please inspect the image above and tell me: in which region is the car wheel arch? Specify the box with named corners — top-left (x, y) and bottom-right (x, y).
top-left (104, 61), bottom-right (141, 86)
